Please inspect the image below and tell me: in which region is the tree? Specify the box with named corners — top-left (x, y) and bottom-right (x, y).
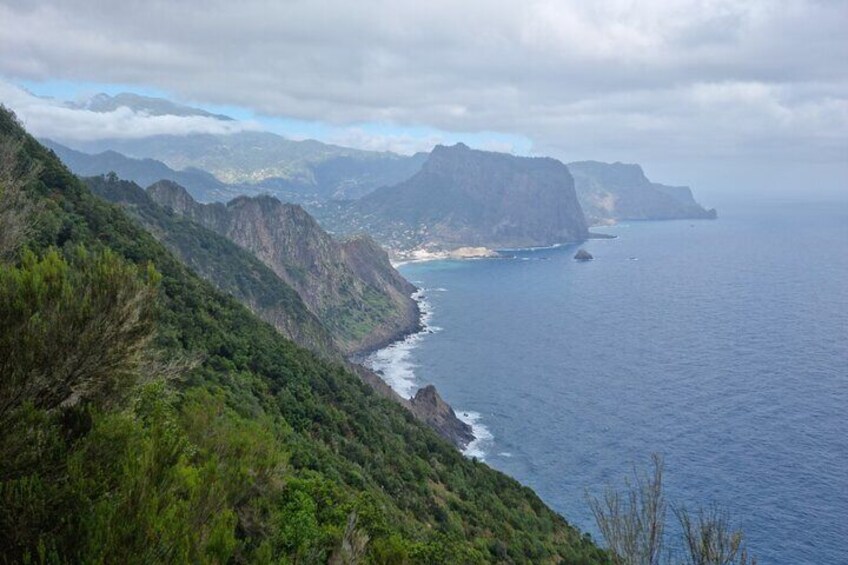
top-left (587, 453), bottom-right (666, 565)
top-left (0, 131), bottom-right (40, 261)
top-left (587, 454), bottom-right (756, 565)
top-left (0, 247), bottom-right (159, 422)
top-left (675, 505), bottom-right (756, 565)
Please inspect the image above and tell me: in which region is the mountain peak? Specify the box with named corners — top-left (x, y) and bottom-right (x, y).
top-left (356, 143), bottom-right (588, 249)
top-left (69, 92), bottom-right (234, 121)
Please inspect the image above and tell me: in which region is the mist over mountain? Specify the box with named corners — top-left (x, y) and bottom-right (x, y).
top-left (66, 92), bottom-right (235, 121)
top-left (568, 160), bottom-right (717, 225)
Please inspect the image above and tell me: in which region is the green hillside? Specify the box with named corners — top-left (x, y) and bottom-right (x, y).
top-left (0, 107), bottom-right (605, 563)
top-left (84, 173), bottom-right (339, 362)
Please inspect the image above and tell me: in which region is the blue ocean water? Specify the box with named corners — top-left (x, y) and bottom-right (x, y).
top-left (368, 201), bottom-right (848, 564)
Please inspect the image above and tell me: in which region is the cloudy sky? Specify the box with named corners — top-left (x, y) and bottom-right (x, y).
top-left (1, 0), bottom-right (846, 199)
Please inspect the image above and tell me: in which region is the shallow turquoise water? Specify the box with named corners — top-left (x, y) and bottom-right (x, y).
top-left (376, 201), bottom-right (848, 564)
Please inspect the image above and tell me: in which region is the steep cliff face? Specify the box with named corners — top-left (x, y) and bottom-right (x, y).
top-left (568, 161), bottom-right (717, 225)
top-left (352, 143), bottom-right (589, 250)
top-left (409, 385), bottom-right (475, 450)
top-left (87, 176), bottom-right (339, 360)
top-left (148, 181), bottom-right (419, 354)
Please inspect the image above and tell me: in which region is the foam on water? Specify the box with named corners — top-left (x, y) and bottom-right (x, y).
top-left (365, 287), bottom-right (494, 459)
top-left (364, 289), bottom-right (436, 399)
top-left (457, 411), bottom-right (494, 460)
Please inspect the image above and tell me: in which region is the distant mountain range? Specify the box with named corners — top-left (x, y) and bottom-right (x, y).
top-left (67, 92), bottom-right (235, 120)
top-left (568, 161), bottom-right (717, 225)
top-left (64, 131), bottom-right (427, 200)
top-left (46, 92), bottom-right (715, 254)
top-left (42, 139), bottom-right (238, 202)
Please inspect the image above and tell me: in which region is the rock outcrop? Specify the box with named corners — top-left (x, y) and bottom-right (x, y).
top-left (87, 175), bottom-right (339, 360)
top-left (574, 249), bottom-right (594, 261)
top-left (148, 180), bottom-right (419, 355)
top-left (344, 143), bottom-right (589, 251)
top-left (568, 160), bottom-right (716, 225)
top-left (409, 385), bottom-right (475, 450)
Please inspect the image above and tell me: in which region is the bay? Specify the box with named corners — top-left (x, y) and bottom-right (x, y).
top-left (370, 200), bottom-right (848, 564)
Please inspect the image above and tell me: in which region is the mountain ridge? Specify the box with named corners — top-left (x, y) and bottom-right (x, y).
top-left (84, 173), bottom-right (472, 447)
top-left (147, 180), bottom-right (421, 355)
top-left (568, 160), bottom-right (717, 224)
top-left (318, 143), bottom-right (590, 253)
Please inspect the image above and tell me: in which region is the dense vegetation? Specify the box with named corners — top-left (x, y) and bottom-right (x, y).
top-left (0, 107), bottom-right (605, 563)
top-left (86, 173), bottom-right (339, 361)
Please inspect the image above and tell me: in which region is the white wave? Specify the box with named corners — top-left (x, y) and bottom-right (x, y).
top-left (364, 289), bottom-right (435, 398)
top-left (458, 411), bottom-right (494, 460)
top-left (366, 288), bottom-right (493, 460)
top-left (498, 452), bottom-right (513, 458)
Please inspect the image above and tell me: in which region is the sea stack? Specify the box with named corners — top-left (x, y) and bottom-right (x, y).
top-left (409, 385), bottom-right (475, 449)
top-left (574, 249), bottom-right (594, 261)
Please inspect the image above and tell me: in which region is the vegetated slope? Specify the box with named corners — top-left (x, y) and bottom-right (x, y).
top-left (72, 130), bottom-right (427, 200)
top-left (346, 143), bottom-right (589, 251)
top-left (86, 173), bottom-right (473, 448)
top-left (567, 161), bottom-right (717, 225)
top-left (148, 180), bottom-right (419, 355)
top-left (85, 173), bottom-right (338, 361)
top-left (0, 107), bottom-right (604, 562)
top-left (42, 139), bottom-right (239, 203)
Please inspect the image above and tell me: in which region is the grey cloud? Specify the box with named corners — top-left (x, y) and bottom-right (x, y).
top-left (0, 82), bottom-right (258, 140)
top-left (0, 0), bottom-right (846, 176)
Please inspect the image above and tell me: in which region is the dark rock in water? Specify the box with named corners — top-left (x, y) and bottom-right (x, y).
top-left (410, 385), bottom-right (475, 449)
top-left (574, 249), bottom-right (594, 261)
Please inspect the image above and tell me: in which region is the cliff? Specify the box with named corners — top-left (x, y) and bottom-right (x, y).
top-left (568, 160), bottom-right (717, 225)
top-left (148, 180), bottom-right (420, 355)
top-left (1, 107), bottom-right (603, 562)
top-left (87, 175), bottom-right (473, 448)
top-left (349, 143), bottom-right (589, 250)
top-left (86, 175), bottom-right (338, 360)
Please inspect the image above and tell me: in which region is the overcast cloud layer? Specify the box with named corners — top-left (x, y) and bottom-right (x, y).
top-left (1, 0), bottom-right (846, 195)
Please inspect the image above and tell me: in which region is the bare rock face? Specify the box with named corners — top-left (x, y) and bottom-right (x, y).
top-left (148, 180), bottom-right (420, 355)
top-left (353, 143), bottom-right (589, 250)
top-left (409, 385), bottom-right (475, 450)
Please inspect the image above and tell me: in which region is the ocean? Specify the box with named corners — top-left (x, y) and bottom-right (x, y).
top-left (366, 200), bottom-right (848, 564)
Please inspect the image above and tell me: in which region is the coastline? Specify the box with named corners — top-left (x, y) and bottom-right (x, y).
top-left (390, 235), bottom-right (618, 268)
top-left (362, 284), bottom-right (494, 458)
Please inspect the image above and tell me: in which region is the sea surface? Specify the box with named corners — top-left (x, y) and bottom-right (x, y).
top-left (366, 200), bottom-right (848, 564)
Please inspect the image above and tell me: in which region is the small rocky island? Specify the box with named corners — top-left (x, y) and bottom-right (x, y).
top-left (574, 249), bottom-right (594, 261)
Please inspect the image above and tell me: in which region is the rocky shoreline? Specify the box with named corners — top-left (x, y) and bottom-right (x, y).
top-left (355, 286), bottom-right (476, 451)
